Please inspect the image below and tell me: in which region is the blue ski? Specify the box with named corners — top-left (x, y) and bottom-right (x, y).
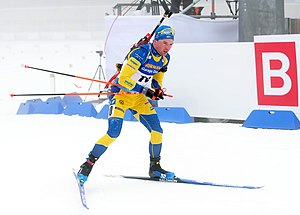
top-left (117, 175), bottom-right (264, 189)
top-left (72, 169), bottom-right (89, 209)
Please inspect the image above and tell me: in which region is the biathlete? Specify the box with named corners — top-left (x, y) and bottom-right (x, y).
top-left (77, 25), bottom-right (176, 183)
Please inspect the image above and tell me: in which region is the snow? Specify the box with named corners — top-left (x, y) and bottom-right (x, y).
top-left (1, 98), bottom-right (300, 215)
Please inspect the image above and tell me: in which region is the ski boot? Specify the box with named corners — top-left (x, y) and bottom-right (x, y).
top-left (149, 156), bottom-right (175, 179)
top-left (77, 152), bottom-right (98, 183)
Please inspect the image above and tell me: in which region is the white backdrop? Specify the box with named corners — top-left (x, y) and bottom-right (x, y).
top-left (104, 14), bottom-right (238, 77)
top-left (159, 42), bottom-right (257, 120)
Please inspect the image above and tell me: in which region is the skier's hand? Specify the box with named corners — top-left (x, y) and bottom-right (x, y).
top-left (142, 87), bottom-right (164, 100)
top-left (152, 88), bottom-right (164, 100)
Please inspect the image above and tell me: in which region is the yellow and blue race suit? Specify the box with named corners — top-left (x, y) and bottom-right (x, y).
top-left (91, 43), bottom-right (170, 159)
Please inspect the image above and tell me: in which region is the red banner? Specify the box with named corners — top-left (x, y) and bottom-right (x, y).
top-left (255, 42), bottom-right (298, 106)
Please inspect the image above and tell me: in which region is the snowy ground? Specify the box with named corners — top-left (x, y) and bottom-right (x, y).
top-left (1, 98), bottom-right (300, 215)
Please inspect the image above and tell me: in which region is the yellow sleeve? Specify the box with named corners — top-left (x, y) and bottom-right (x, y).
top-left (152, 55), bottom-right (168, 88)
top-left (152, 72), bottom-right (165, 87)
top-left (118, 57), bottom-right (141, 90)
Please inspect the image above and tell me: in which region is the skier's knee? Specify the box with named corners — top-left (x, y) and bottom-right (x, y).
top-left (107, 117), bottom-right (123, 138)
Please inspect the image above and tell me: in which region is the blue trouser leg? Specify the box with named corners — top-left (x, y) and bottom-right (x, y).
top-left (139, 113), bottom-right (163, 158)
top-left (91, 117), bottom-right (123, 158)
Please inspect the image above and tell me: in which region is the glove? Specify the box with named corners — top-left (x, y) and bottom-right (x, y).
top-left (142, 87), bottom-right (164, 100)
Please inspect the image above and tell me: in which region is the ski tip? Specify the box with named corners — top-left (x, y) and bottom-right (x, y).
top-left (10, 94), bottom-right (14, 97)
top-left (24, 65), bottom-right (29, 68)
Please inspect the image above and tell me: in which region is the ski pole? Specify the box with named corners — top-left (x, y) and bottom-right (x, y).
top-left (10, 91), bottom-right (142, 97)
top-left (24, 65), bottom-right (122, 88)
top-left (10, 91), bottom-right (173, 98)
top-left (23, 66), bottom-right (173, 97)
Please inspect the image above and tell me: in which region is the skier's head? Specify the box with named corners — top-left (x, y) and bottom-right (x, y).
top-left (153, 25), bottom-right (175, 56)
top-left (154, 25), bottom-right (175, 41)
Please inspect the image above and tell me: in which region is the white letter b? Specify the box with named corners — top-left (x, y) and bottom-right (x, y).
top-left (262, 52), bottom-right (291, 95)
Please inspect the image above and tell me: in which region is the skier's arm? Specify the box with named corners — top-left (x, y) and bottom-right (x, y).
top-left (152, 55), bottom-right (169, 88)
top-left (118, 48), bottom-right (148, 92)
top-left (118, 57), bottom-right (141, 91)
top-left (152, 70), bottom-right (165, 88)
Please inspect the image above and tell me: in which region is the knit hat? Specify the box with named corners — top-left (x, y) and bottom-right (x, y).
top-left (154, 25), bottom-right (175, 41)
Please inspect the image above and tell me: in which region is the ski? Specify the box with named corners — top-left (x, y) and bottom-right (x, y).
top-left (72, 169), bottom-right (89, 209)
top-left (107, 175), bottom-right (264, 190)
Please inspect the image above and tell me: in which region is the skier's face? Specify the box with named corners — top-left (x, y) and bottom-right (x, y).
top-left (153, 39), bottom-right (174, 56)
